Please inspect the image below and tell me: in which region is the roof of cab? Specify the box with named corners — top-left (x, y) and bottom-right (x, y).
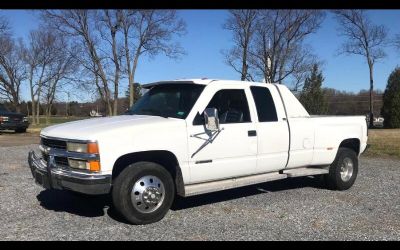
top-left (142, 78), bottom-right (267, 88)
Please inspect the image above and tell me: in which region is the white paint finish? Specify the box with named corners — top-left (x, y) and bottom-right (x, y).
top-left (276, 84), bottom-right (310, 118)
top-left (186, 83), bottom-right (257, 184)
top-left (286, 118), bottom-right (316, 169)
top-left (254, 121), bottom-right (289, 173)
top-left (311, 116), bottom-right (368, 165)
top-left (41, 115), bottom-right (189, 178)
top-left (250, 85), bottom-right (290, 173)
top-left (268, 85), bottom-right (288, 121)
top-left (39, 79), bottom-right (368, 196)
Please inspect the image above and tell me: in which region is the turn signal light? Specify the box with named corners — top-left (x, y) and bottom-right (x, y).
top-left (89, 161), bottom-right (101, 172)
top-left (87, 142), bottom-right (99, 154)
top-left (0, 116), bottom-right (9, 123)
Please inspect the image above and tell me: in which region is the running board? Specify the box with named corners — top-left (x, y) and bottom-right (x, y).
top-left (184, 172), bottom-right (287, 197)
top-left (283, 168), bottom-right (329, 177)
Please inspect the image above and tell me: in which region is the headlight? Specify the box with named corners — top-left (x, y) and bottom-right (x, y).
top-left (67, 142), bottom-right (99, 154)
top-left (67, 142), bottom-right (87, 153)
top-left (23, 117), bottom-right (28, 122)
top-left (68, 159), bottom-right (101, 172)
top-left (0, 116), bottom-right (9, 122)
top-left (68, 159), bottom-right (89, 170)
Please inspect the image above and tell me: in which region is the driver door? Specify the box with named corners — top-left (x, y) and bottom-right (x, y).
top-left (186, 87), bottom-right (257, 184)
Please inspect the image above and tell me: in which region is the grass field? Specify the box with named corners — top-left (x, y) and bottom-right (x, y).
top-left (28, 116), bottom-right (87, 129)
top-left (364, 129), bottom-right (400, 159)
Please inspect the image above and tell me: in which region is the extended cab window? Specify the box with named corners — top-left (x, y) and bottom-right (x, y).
top-left (194, 89), bottom-right (251, 125)
top-left (250, 86), bottom-right (278, 122)
top-left (126, 84), bottom-right (205, 119)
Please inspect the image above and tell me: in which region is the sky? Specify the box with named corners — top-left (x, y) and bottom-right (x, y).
top-left (2, 10), bottom-right (400, 102)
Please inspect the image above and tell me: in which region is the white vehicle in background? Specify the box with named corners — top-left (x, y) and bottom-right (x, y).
top-left (29, 79), bottom-right (368, 224)
top-left (89, 110), bottom-right (103, 117)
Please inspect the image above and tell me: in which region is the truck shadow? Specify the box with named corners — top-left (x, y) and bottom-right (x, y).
top-left (36, 190), bottom-right (112, 218)
top-left (171, 176), bottom-right (326, 211)
top-left (36, 176), bottom-right (326, 223)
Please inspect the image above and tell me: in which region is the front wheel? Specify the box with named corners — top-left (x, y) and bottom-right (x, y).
top-left (325, 148), bottom-right (358, 190)
top-left (112, 162), bottom-right (175, 225)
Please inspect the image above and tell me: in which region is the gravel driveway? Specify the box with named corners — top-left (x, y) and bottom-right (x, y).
top-left (0, 144), bottom-right (399, 240)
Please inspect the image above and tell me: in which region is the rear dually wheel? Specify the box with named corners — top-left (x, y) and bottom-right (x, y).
top-left (325, 148), bottom-right (358, 190)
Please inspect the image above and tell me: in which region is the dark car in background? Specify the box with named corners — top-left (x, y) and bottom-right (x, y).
top-left (0, 104), bottom-right (29, 133)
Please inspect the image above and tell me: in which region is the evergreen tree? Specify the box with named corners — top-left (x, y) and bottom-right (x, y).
top-left (125, 83), bottom-right (143, 107)
top-left (299, 64), bottom-right (328, 115)
top-left (381, 67), bottom-right (400, 128)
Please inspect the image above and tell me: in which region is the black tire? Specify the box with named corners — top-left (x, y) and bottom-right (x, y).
top-left (325, 148), bottom-right (358, 190)
top-left (112, 161), bottom-right (175, 225)
top-left (15, 128), bottom-right (26, 133)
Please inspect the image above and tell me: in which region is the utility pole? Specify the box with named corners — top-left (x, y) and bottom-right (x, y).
top-left (265, 38), bottom-right (272, 84)
top-left (65, 92), bottom-right (70, 117)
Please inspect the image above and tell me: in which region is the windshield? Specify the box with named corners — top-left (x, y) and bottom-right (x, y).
top-left (126, 83), bottom-right (205, 119)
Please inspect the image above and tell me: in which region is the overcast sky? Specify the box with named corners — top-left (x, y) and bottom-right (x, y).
top-left (2, 10), bottom-right (400, 102)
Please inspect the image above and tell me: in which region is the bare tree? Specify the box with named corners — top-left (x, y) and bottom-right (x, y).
top-left (0, 15), bottom-right (10, 36)
top-left (23, 29), bottom-right (61, 124)
top-left (223, 10), bottom-right (258, 81)
top-left (41, 10), bottom-right (116, 115)
top-left (291, 53), bottom-right (323, 92)
top-left (97, 10), bottom-right (124, 115)
top-left (334, 10), bottom-right (388, 127)
top-left (394, 34), bottom-right (400, 51)
top-left (0, 34), bottom-right (25, 112)
top-left (41, 38), bottom-right (78, 124)
top-left (248, 10), bottom-right (325, 84)
top-left (120, 10), bottom-right (186, 107)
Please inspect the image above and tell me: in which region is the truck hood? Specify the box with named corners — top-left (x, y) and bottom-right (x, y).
top-left (41, 115), bottom-right (184, 140)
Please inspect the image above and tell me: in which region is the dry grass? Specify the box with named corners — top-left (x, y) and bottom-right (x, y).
top-left (364, 129), bottom-right (400, 159)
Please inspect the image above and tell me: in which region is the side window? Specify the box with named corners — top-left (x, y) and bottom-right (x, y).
top-left (193, 89), bottom-right (251, 125)
top-left (250, 86), bottom-right (278, 122)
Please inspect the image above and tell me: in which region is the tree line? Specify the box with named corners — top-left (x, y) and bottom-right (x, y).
top-left (1, 10), bottom-right (400, 127)
top-left (295, 63), bottom-right (400, 128)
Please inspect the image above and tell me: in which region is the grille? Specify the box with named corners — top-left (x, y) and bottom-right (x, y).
top-left (54, 156), bottom-right (69, 166)
top-left (41, 153), bottom-right (69, 167)
top-left (41, 137), bottom-right (67, 150)
top-left (42, 152), bottom-right (49, 162)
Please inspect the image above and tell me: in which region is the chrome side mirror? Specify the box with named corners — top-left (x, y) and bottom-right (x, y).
top-left (204, 108), bottom-right (220, 131)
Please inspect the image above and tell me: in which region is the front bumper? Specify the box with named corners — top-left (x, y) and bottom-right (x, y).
top-left (28, 151), bottom-right (112, 195)
top-left (0, 121), bottom-right (29, 130)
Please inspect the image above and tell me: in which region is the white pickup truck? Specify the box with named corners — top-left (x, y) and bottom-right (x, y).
top-left (28, 79), bottom-right (368, 224)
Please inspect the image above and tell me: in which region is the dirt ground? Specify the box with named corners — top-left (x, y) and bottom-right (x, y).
top-left (0, 131), bottom-right (40, 147)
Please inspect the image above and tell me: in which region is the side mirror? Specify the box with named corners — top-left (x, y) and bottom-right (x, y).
top-left (204, 108), bottom-right (220, 131)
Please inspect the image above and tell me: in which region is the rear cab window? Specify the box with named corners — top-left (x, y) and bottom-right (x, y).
top-left (250, 86), bottom-right (278, 122)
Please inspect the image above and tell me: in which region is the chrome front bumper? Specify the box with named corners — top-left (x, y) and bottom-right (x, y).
top-left (28, 151), bottom-right (112, 195)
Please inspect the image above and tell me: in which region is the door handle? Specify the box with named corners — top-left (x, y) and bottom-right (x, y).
top-left (248, 130), bottom-right (257, 137)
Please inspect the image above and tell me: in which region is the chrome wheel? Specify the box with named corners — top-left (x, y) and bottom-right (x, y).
top-left (340, 157), bottom-right (354, 182)
top-left (131, 175), bottom-right (165, 213)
